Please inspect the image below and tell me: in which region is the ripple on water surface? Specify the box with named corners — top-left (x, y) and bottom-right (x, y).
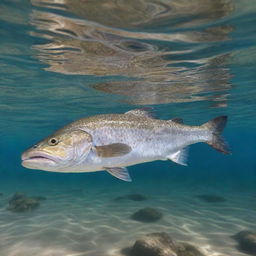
top-left (1, 0), bottom-right (256, 133)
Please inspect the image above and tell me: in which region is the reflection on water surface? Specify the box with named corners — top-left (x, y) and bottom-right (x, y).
top-left (1, 0), bottom-right (256, 131)
top-left (31, 0), bottom-right (233, 105)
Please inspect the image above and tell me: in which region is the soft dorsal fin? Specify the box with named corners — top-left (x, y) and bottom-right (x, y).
top-left (105, 167), bottom-right (132, 182)
top-left (171, 118), bottom-right (183, 124)
top-left (94, 143), bottom-right (131, 158)
top-left (125, 108), bottom-right (155, 119)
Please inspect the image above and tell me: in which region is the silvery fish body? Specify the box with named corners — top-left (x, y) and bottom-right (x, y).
top-left (21, 109), bottom-right (230, 181)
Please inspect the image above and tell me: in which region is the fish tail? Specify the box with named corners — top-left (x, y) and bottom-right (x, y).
top-left (202, 116), bottom-right (231, 154)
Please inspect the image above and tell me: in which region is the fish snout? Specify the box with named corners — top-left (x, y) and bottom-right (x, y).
top-left (21, 149), bottom-right (58, 169)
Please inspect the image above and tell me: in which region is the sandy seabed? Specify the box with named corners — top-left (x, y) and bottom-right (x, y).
top-left (0, 174), bottom-right (255, 256)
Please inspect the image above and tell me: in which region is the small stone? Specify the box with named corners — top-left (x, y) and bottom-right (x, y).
top-left (7, 192), bottom-right (42, 213)
top-left (232, 230), bottom-right (256, 255)
top-left (131, 208), bottom-right (162, 222)
top-left (196, 194), bottom-right (226, 203)
top-left (115, 194), bottom-right (147, 201)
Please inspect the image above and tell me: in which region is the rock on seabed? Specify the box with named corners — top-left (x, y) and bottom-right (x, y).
top-left (114, 194), bottom-right (147, 201)
top-left (232, 230), bottom-right (256, 255)
top-left (7, 192), bottom-right (45, 213)
top-left (122, 232), bottom-right (205, 256)
top-left (131, 208), bottom-right (162, 222)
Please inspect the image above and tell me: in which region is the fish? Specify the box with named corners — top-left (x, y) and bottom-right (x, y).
top-left (21, 109), bottom-right (230, 182)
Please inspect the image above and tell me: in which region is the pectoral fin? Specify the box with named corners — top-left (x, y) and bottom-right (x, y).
top-left (167, 148), bottom-right (188, 166)
top-left (105, 167), bottom-right (132, 182)
top-left (94, 143), bottom-right (131, 158)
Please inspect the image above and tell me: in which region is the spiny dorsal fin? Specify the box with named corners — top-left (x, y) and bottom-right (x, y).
top-left (105, 167), bottom-right (132, 182)
top-left (167, 147), bottom-right (188, 166)
top-left (125, 108), bottom-right (155, 119)
top-left (171, 118), bottom-right (183, 124)
top-left (94, 143), bottom-right (131, 158)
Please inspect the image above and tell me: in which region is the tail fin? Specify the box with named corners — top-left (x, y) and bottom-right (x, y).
top-left (202, 116), bottom-right (231, 154)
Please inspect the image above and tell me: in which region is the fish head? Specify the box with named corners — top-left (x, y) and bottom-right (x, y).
top-left (21, 129), bottom-right (93, 171)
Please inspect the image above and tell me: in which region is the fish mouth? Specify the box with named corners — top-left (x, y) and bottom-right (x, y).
top-left (21, 152), bottom-right (57, 167)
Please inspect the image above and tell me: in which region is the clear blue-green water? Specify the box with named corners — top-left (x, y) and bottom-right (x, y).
top-left (0, 1), bottom-right (256, 256)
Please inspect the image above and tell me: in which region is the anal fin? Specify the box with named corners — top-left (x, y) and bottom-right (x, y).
top-left (105, 167), bottom-right (132, 182)
top-left (167, 148), bottom-right (188, 166)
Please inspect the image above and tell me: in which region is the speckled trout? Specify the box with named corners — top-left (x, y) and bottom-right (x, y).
top-left (21, 109), bottom-right (230, 181)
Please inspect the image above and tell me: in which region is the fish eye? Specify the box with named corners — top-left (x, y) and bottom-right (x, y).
top-left (48, 138), bottom-right (59, 146)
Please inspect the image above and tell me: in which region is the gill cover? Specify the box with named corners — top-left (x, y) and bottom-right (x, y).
top-left (68, 130), bottom-right (93, 160)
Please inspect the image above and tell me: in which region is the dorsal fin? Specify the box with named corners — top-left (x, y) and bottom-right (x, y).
top-left (125, 108), bottom-right (155, 119)
top-left (171, 118), bottom-right (183, 124)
